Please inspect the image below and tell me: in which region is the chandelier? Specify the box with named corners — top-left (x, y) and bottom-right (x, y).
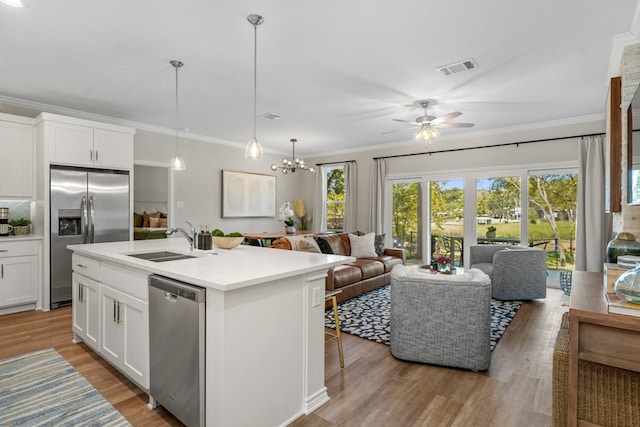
top-left (271, 139), bottom-right (315, 174)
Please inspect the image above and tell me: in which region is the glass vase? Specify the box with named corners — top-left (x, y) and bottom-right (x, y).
top-left (614, 265), bottom-right (640, 304)
top-left (437, 262), bottom-right (450, 273)
top-left (606, 232), bottom-right (640, 263)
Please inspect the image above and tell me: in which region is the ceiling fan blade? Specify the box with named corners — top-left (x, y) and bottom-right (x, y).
top-left (431, 111), bottom-right (462, 124)
top-left (382, 127), bottom-right (418, 135)
top-left (392, 118), bottom-right (420, 125)
top-left (432, 122), bottom-right (475, 128)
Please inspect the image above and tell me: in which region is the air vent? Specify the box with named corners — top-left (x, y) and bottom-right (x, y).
top-left (436, 58), bottom-right (478, 76)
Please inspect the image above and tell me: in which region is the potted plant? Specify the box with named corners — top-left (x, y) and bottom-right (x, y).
top-left (9, 218), bottom-right (31, 235)
top-left (435, 255), bottom-right (452, 272)
top-left (486, 225), bottom-right (497, 239)
top-left (278, 202), bottom-right (296, 234)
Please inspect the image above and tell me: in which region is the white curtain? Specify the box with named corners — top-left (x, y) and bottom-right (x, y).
top-left (369, 158), bottom-right (386, 235)
top-left (313, 166), bottom-right (326, 232)
top-left (575, 135), bottom-right (606, 272)
top-left (344, 161), bottom-right (358, 232)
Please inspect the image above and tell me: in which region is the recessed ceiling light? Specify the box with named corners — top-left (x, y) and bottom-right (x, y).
top-left (1, 0), bottom-right (24, 7)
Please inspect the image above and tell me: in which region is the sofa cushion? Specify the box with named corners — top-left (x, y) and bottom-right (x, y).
top-left (331, 264), bottom-right (363, 288)
top-left (285, 236), bottom-right (321, 253)
top-left (272, 238), bottom-right (293, 250)
top-left (372, 255), bottom-right (403, 273)
top-left (350, 259), bottom-right (384, 280)
top-left (349, 233), bottom-right (377, 258)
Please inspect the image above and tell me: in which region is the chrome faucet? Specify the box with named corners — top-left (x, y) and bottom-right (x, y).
top-left (166, 221), bottom-right (196, 251)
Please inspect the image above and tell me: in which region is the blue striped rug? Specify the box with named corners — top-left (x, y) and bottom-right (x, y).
top-left (0, 347), bottom-right (130, 426)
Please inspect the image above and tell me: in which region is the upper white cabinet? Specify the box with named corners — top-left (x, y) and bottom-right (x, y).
top-left (37, 113), bottom-right (135, 170)
top-left (0, 113), bottom-right (34, 199)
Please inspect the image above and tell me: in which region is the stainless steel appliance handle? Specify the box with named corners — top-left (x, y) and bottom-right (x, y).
top-left (89, 196), bottom-right (95, 243)
top-left (81, 196), bottom-right (88, 244)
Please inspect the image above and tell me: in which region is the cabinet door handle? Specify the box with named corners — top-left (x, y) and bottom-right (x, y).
top-left (116, 301), bottom-right (123, 324)
top-left (78, 284), bottom-right (82, 302)
top-left (1, 264), bottom-right (3, 279)
top-left (76, 263), bottom-right (88, 268)
top-left (0, 249), bottom-right (8, 253)
top-left (95, 150), bottom-right (99, 163)
top-left (113, 300), bottom-right (117, 323)
top-left (90, 149), bottom-right (93, 162)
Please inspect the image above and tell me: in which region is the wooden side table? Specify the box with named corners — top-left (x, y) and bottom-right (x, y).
top-left (568, 271), bottom-right (640, 426)
top-left (325, 290), bottom-right (344, 368)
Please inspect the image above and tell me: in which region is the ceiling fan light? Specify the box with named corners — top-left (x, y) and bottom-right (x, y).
top-left (245, 138), bottom-right (263, 159)
top-left (170, 153), bottom-right (186, 170)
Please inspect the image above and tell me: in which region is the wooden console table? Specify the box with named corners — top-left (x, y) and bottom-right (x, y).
top-left (568, 271), bottom-right (640, 426)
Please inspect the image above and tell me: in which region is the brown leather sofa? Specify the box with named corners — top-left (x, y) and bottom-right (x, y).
top-left (272, 232), bottom-right (405, 304)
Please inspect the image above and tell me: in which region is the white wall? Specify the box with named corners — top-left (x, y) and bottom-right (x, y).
top-left (133, 165), bottom-right (168, 211)
top-left (134, 129), bottom-right (302, 234)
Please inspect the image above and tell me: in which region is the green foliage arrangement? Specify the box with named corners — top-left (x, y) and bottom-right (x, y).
top-left (9, 218), bottom-right (31, 227)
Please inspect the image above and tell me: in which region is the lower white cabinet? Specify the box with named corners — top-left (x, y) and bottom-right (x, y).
top-left (100, 284), bottom-right (149, 390)
top-left (0, 240), bottom-right (39, 310)
top-left (72, 272), bottom-right (101, 351)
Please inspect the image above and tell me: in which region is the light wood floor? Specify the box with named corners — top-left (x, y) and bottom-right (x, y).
top-left (0, 288), bottom-right (568, 427)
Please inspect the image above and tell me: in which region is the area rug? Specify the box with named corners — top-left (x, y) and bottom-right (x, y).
top-left (0, 347), bottom-right (131, 426)
top-left (324, 285), bottom-right (522, 351)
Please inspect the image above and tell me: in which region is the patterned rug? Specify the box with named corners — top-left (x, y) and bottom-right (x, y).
top-left (0, 347), bottom-right (131, 426)
top-left (325, 285), bottom-right (522, 351)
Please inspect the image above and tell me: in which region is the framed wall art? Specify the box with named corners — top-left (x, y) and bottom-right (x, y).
top-left (221, 170), bottom-right (276, 218)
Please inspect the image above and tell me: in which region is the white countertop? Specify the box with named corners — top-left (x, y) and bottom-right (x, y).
top-left (68, 238), bottom-right (354, 291)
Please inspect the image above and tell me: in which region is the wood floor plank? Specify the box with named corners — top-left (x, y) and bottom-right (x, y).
top-left (1, 288), bottom-right (567, 426)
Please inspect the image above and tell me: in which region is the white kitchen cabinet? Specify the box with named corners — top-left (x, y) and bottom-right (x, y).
top-left (100, 283), bottom-right (149, 390)
top-left (38, 113), bottom-right (134, 170)
top-left (0, 114), bottom-right (34, 198)
top-left (72, 272), bottom-right (101, 352)
top-left (0, 240), bottom-right (39, 310)
top-left (46, 121), bottom-right (133, 169)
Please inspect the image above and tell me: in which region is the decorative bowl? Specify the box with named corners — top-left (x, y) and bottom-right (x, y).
top-left (212, 236), bottom-right (244, 249)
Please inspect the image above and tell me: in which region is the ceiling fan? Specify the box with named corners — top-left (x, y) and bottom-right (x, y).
top-left (384, 100), bottom-right (474, 145)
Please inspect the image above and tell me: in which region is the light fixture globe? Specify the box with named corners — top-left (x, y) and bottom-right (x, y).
top-left (169, 153), bottom-right (186, 170)
top-left (245, 138), bottom-right (263, 159)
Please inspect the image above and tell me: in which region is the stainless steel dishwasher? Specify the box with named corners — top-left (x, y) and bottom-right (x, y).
top-left (149, 275), bottom-right (206, 427)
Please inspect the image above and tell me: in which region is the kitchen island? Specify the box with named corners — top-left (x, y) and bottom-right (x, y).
top-left (68, 238), bottom-right (354, 427)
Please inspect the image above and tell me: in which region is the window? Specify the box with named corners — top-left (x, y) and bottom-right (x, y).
top-left (325, 166), bottom-right (345, 232)
top-left (476, 176), bottom-right (521, 243)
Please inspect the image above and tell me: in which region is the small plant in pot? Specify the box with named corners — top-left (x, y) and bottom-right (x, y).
top-left (486, 225), bottom-right (497, 239)
top-left (9, 218), bottom-right (32, 235)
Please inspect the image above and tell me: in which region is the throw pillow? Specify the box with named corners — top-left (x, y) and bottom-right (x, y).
top-left (317, 237), bottom-right (335, 254)
top-left (298, 238), bottom-right (321, 253)
top-left (142, 211), bottom-right (151, 227)
top-left (374, 233), bottom-right (386, 256)
top-left (348, 233), bottom-right (377, 258)
top-left (133, 212), bottom-right (144, 227)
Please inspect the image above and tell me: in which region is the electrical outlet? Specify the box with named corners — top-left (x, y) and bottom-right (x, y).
top-left (312, 287), bottom-right (322, 307)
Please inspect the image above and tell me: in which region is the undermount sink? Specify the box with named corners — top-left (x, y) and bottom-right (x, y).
top-left (127, 251), bottom-right (197, 262)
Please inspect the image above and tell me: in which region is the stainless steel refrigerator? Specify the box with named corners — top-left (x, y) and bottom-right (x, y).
top-left (50, 166), bottom-right (130, 308)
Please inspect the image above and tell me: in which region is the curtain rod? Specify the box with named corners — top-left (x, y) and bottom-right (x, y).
top-left (372, 131), bottom-right (606, 161)
top-left (315, 159), bottom-right (356, 166)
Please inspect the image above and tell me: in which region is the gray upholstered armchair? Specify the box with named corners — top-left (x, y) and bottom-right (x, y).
top-left (390, 265), bottom-right (492, 371)
top-left (469, 245), bottom-right (547, 300)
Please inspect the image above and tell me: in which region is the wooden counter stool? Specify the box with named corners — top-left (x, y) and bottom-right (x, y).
top-left (325, 290), bottom-right (344, 368)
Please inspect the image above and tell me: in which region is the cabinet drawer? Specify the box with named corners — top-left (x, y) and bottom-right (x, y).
top-left (72, 254), bottom-right (101, 281)
top-left (101, 262), bottom-right (148, 302)
top-left (0, 240), bottom-right (38, 257)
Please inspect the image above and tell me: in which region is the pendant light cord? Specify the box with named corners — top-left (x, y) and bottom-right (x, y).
top-left (253, 21), bottom-right (258, 139)
top-left (175, 63), bottom-right (180, 151)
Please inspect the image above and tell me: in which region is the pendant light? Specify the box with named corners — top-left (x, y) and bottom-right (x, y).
top-left (245, 14), bottom-right (264, 159)
top-left (169, 60), bottom-right (186, 170)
